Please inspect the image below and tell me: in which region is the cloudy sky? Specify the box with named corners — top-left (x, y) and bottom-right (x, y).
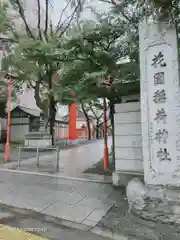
top-left (48, 0), bottom-right (111, 25)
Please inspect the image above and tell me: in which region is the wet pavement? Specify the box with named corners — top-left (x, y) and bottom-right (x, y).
top-left (0, 170), bottom-right (179, 239)
top-left (0, 145), bottom-right (51, 164)
top-left (0, 171), bottom-right (114, 227)
top-left (0, 140), bottom-right (97, 164)
top-left (0, 139), bottom-right (112, 179)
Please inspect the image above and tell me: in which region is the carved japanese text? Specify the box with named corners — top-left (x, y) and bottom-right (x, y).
top-left (154, 72), bottom-right (165, 85)
top-left (151, 52), bottom-right (167, 68)
top-left (153, 90), bottom-right (166, 103)
top-left (155, 129), bottom-right (168, 143)
top-left (154, 108), bottom-right (167, 123)
top-left (157, 148), bottom-right (171, 162)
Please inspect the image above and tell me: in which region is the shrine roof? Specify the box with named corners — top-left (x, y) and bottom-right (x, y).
top-left (10, 105), bottom-right (42, 117)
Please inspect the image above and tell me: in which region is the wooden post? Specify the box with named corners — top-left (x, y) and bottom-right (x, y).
top-left (5, 76), bottom-right (12, 162)
top-left (69, 103), bottom-right (76, 140)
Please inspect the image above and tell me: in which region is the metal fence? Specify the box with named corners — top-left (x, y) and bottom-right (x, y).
top-left (18, 145), bottom-right (60, 171)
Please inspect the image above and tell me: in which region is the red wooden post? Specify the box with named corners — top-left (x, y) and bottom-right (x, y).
top-left (5, 76), bottom-right (12, 161)
top-left (69, 104), bottom-right (77, 140)
top-left (69, 91), bottom-right (77, 140)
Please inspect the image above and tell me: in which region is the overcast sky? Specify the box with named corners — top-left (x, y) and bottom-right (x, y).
top-left (48, 0), bottom-right (111, 25)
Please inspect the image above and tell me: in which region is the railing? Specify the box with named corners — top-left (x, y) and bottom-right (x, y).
top-left (18, 145), bottom-right (60, 171)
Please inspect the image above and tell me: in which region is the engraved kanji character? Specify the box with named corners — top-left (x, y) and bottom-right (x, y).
top-left (154, 72), bottom-right (165, 85)
top-left (157, 148), bottom-right (171, 161)
top-left (152, 52), bottom-right (167, 68)
top-left (155, 129), bottom-right (168, 143)
top-left (153, 90), bottom-right (166, 103)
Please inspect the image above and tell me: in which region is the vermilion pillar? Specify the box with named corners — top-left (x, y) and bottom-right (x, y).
top-left (69, 103), bottom-right (76, 140)
top-left (5, 76), bottom-right (12, 161)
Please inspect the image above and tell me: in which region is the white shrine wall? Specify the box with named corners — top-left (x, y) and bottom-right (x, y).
top-left (113, 94), bottom-right (144, 186)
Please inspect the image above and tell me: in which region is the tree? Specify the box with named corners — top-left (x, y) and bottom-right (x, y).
top-left (84, 99), bottom-right (110, 139)
top-left (79, 102), bottom-right (92, 140)
top-left (0, 3), bottom-right (17, 116)
top-left (56, 11), bottom-right (134, 99)
top-left (54, 9), bottom-right (142, 171)
top-left (0, 2), bottom-right (12, 34)
top-left (2, 0), bottom-right (84, 145)
top-left (53, 14), bottom-right (125, 147)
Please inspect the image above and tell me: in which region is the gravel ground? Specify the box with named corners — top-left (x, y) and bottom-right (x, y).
top-left (97, 187), bottom-right (180, 240)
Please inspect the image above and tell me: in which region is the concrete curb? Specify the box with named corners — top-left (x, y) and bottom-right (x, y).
top-left (91, 227), bottom-right (129, 240)
top-left (0, 203), bottom-right (130, 240)
top-left (0, 168), bottom-right (112, 184)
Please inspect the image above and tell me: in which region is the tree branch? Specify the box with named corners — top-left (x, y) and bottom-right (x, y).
top-left (14, 0), bottom-right (35, 39)
top-left (97, 115), bottom-right (110, 129)
top-left (44, 0), bottom-right (49, 38)
top-left (89, 105), bottom-right (98, 119)
top-left (97, 103), bottom-right (110, 120)
top-left (28, 80), bottom-right (36, 88)
top-left (99, 0), bottom-right (125, 7)
top-left (98, 0), bottom-right (114, 4)
top-left (56, 1), bottom-right (80, 35)
top-left (99, 0), bottom-right (132, 23)
top-left (37, 0), bottom-right (42, 39)
top-left (50, 20), bottom-right (53, 36)
top-left (56, 0), bottom-right (72, 30)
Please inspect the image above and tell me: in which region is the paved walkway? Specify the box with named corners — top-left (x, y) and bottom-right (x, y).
top-left (0, 170), bottom-right (177, 239)
top-left (0, 138), bottom-right (112, 179)
top-left (0, 171), bottom-right (115, 228)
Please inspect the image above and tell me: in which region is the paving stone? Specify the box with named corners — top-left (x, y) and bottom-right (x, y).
top-left (61, 204), bottom-right (95, 223)
top-left (86, 209), bottom-right (107, 222)
top-left (41, 202), bottom-right (72, 218)
top-left (41, 191), bottom-right (86, 205)
top-left (78, 196), bottom-right (112, 208)
top-left (82, 219), bottom-right (97, 227)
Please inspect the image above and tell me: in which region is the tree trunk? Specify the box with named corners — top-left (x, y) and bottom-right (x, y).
top-left (34, 81), bottom-right (41, 108)
top-left (86, 118), bottom-right (91, 140)
top-left (48, 71), bottom-right (56, 145)
top-left (96, 120), bottom-right (100, 139)
top-left (81, 103), bottom-right (91, 140)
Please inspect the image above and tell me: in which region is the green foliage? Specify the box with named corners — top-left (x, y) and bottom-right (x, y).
top-left (0, 2), bottom-right (12, 34)
top-left (2, 41), bottom-right (39, 84)
top-left (54, 11), bottom-right (140, 103)
top-left (2, 0), bottom-right (142, 110)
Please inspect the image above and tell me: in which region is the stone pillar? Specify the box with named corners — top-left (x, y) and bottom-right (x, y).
top-left (139, 21), bottom-right (180, 187)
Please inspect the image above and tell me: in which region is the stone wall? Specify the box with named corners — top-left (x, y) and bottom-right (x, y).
top-left (114, 101), bottom-right (143, 173)
top-left (113, 96), bottom-right (144, 186)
